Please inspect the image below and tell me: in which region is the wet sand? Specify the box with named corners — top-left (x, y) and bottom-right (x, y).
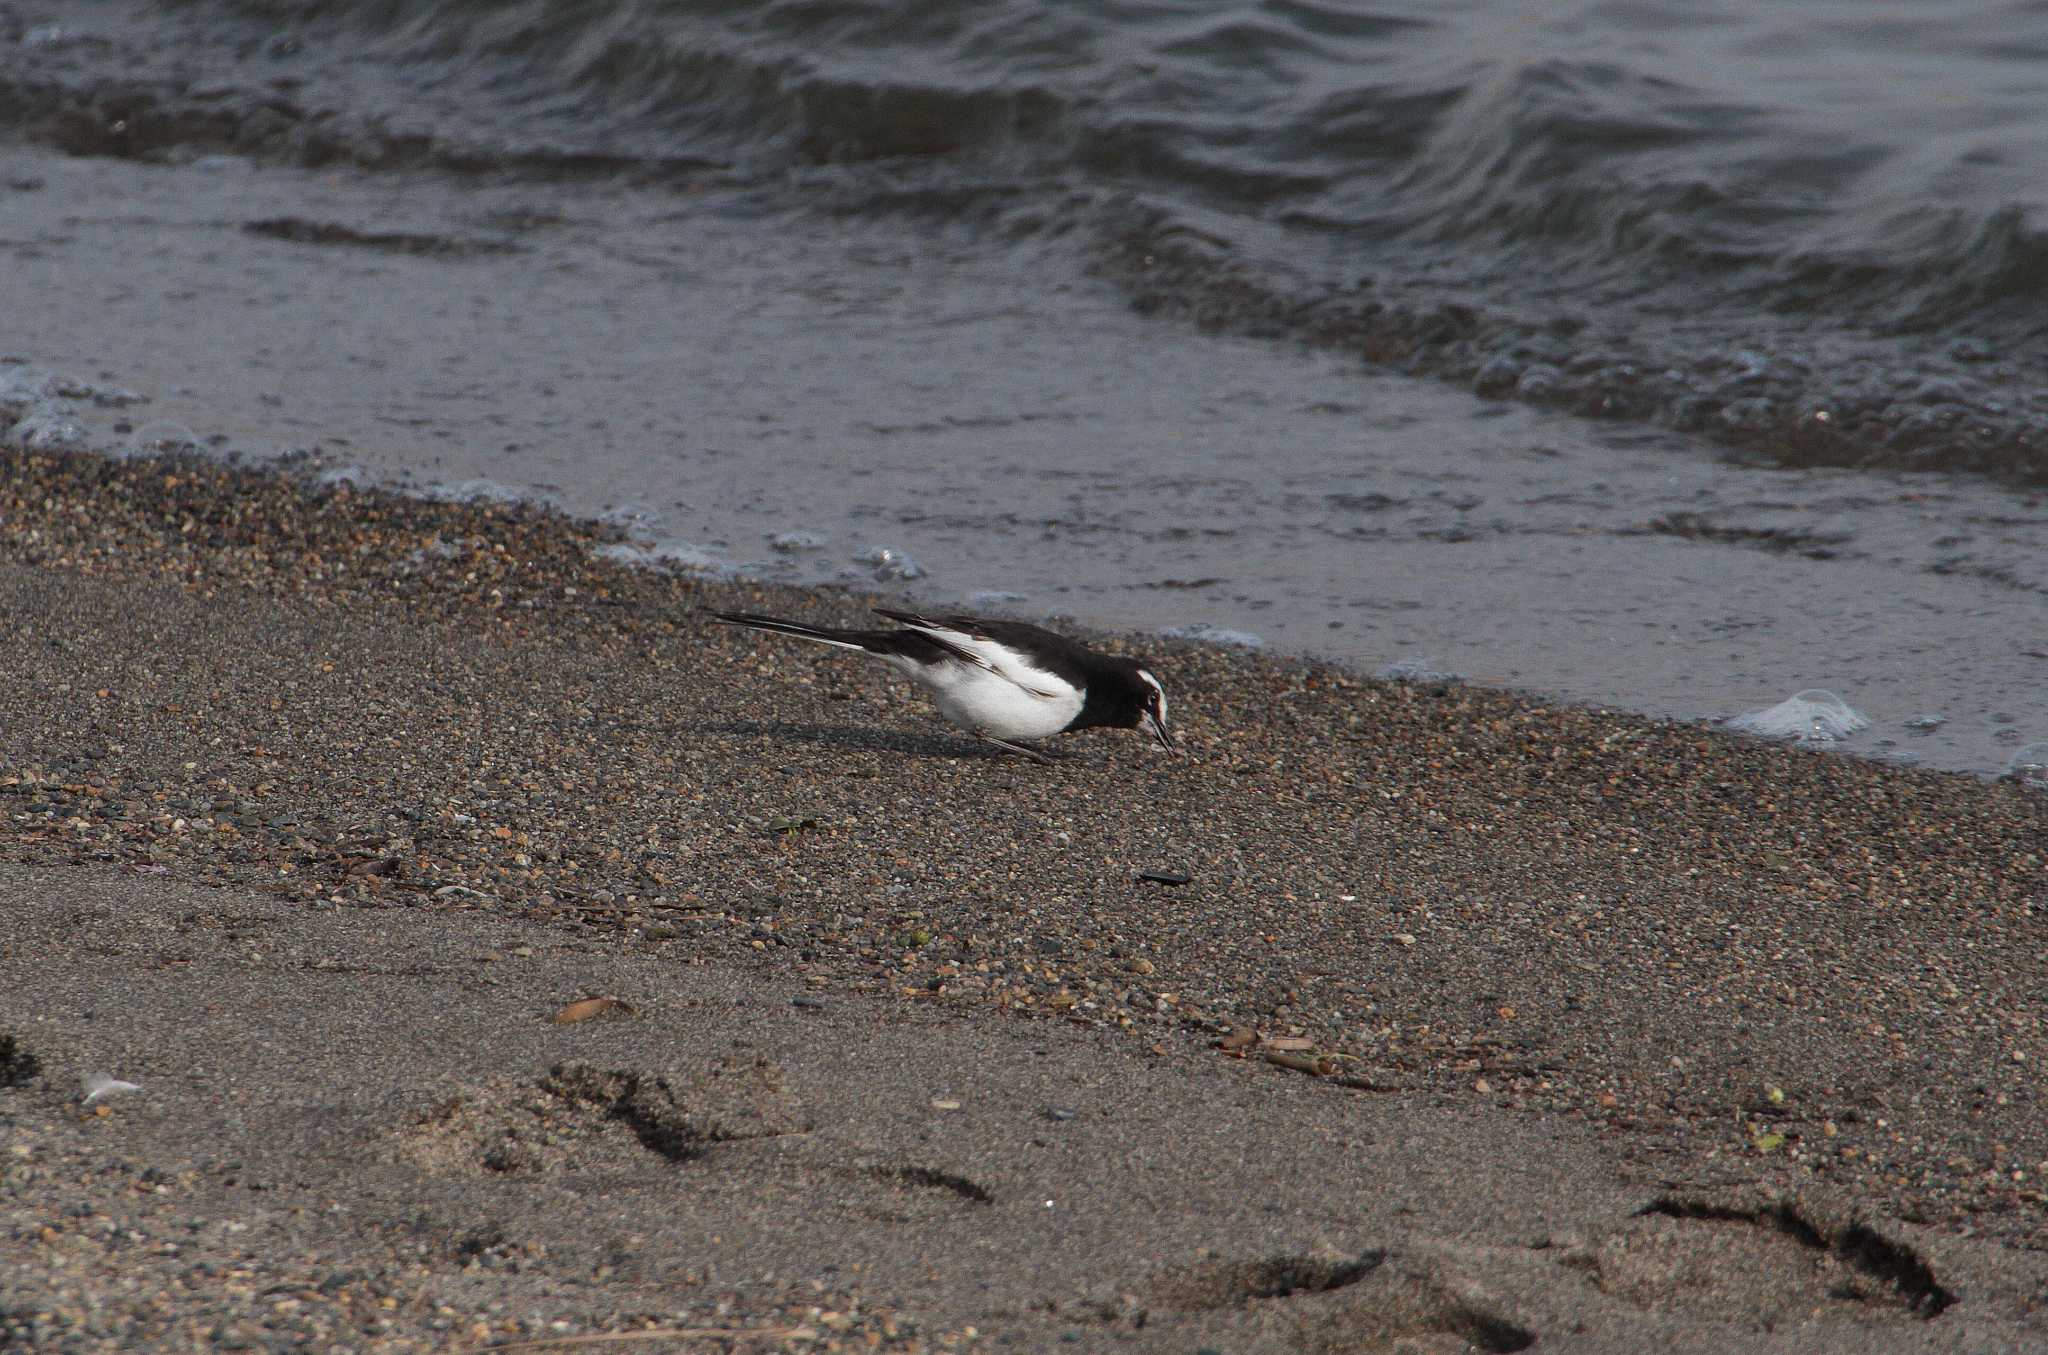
top-left (3, 448), bottom-right (2046, 1352)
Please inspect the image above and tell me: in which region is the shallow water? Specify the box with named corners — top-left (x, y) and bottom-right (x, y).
top-left (14, 0), bottom-right (2047, 471)
top-left (5, 145), bottom-right (2044, 776)
top-left (3, 0), bottom-right (2047, 777)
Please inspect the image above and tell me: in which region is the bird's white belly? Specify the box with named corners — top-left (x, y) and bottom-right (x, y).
top-left (900, 660), bottom-right (1082, 740)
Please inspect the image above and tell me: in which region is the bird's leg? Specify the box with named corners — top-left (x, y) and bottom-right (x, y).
top-left (974, 731), bottom-right (1056, 766)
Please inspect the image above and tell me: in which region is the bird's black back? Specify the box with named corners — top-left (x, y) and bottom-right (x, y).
top-left (872, 608), bottom-right (1154, 732)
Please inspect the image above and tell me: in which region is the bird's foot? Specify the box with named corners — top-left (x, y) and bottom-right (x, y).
top-left (974, 732), bottom-right (1057, 766)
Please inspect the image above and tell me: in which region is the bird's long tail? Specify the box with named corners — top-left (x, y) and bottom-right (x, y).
top-left (707, 610), bottom-right (876, 652)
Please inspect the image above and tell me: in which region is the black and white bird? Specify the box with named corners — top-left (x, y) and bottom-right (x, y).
top-left (709, 606), bottom-right (1175, 764)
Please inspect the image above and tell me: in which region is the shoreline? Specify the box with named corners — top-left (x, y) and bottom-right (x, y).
top-left (4, 444), bottom-right (2047, 1350)
top-left (8, 125), bottom-right (2047, 782)
top-left (1, 434), bottom-right (2026, 788)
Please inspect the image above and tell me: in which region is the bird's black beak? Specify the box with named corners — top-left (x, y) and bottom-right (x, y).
top-left (1146, 711), bottom-right (1177, 753)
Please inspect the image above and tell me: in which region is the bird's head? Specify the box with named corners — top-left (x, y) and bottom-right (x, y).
top-left (1133, 667), bottom-right (1175, 752)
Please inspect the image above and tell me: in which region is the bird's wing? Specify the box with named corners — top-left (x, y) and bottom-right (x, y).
top-left (870, 609), bottom-right (1067, 700)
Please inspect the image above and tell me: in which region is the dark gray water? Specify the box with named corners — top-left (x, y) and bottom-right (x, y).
top-left (16, 0), bottom-right (2048, 474)
top-left (4, 0), bottom-right (2047, 777)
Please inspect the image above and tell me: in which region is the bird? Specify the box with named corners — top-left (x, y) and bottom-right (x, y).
top-left (708, 606), bottom-right (1176, 764)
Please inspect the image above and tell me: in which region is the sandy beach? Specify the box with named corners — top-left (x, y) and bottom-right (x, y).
top-left (3, 447), bottom-right (2046, 1353)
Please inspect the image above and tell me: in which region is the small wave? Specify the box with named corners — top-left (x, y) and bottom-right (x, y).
top-left (852, 545), bottom-right (925, 581)
top-left (1162, 622), bottom-right (1263, 650)
top-left (2008, 742), bottom-right (2048, 791)
top-left (1375, 657), bottom-right (1458, 683)
top-left (25, 0), bottom-right (2048, 483)
top-left (594, 539), bottom-right (730, 575)
top-left (416, 478), bottom-right (534, 506)
top-left (1725, 689), bottom-right (1870, 745)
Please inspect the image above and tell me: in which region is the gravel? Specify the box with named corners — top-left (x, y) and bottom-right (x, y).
top-left (3, 445), bottom-right (2046, 1348)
